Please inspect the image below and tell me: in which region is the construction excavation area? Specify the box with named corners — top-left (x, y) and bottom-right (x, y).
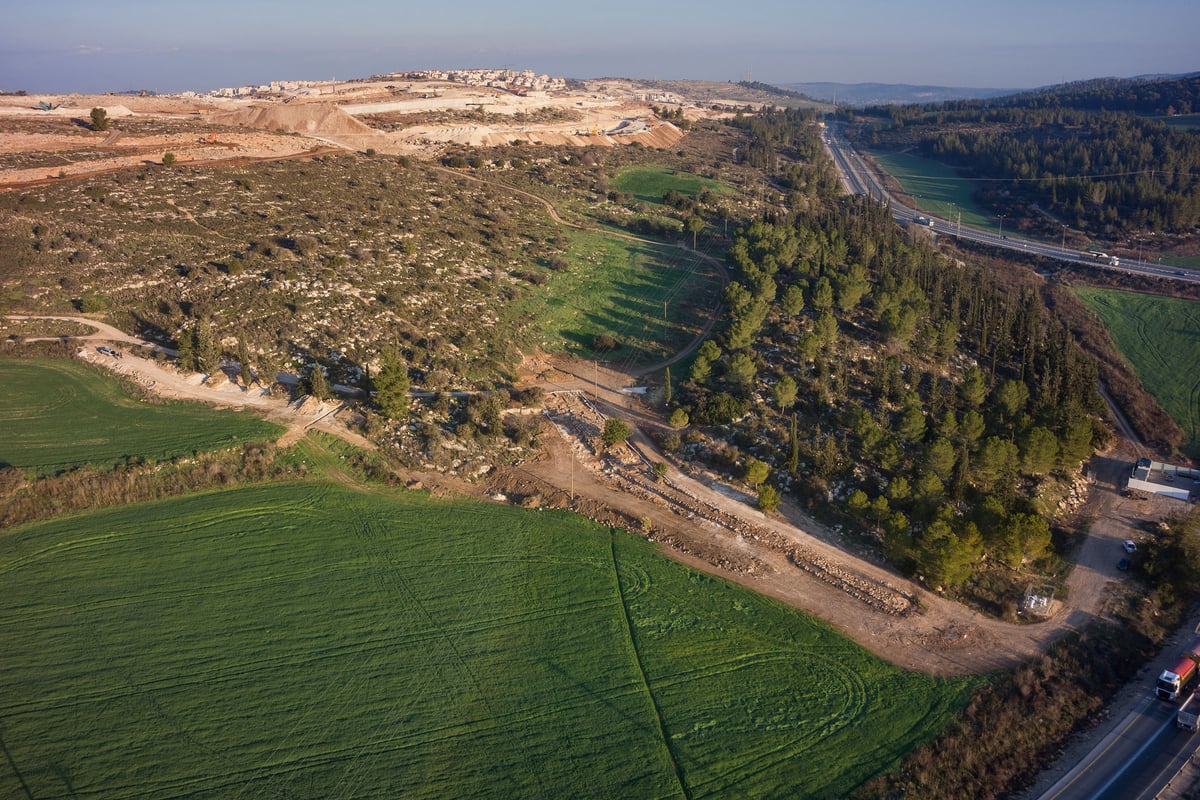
top-left (0, 72), bottom-right (729, 190)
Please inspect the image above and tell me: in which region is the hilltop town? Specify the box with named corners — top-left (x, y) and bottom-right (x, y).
top-left (0, 71), bottom-right (810, 191)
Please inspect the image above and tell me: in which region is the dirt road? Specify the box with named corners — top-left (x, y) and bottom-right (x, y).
top-left (503, 352), bottom-right (1180, 676)
top-left (7, 315), bottom-right (370, 449)
top-left (9, 313), bottom-right (1177, 676)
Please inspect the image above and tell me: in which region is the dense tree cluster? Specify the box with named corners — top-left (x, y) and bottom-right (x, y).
top-left (861, 106), bottom-right (1200, 234)
top-left (728, 107), bottom-right (839, 195)
top-left (735, 81), bottom-right (819, 103)
top-left (993, 73), bottom-right (1200, 116)
top-left (854, 74), bottom-right (1200, 236)
top-left (674, 113), bottom-right (1105, 589)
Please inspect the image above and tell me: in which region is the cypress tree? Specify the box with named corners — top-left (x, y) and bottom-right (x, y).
top-left (176, 325), bottom-right (195, 372)
top-left (307, 364), bottom-right (329, 400)
top-left (237, 336), bottom-right (252, 388)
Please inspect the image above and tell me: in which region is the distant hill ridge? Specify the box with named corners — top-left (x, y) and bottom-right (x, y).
top-left (778, 82), bottom-right (1015, 107)
top-left (779, 72), bottom-right (1200, 110)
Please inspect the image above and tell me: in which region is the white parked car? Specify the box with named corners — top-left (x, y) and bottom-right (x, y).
top-left (1123, 540), bottom-right (1137, 554)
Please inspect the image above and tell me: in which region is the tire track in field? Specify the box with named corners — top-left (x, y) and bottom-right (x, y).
top-left (683, 653), bottom-right (869, 798)
top-left (339, 510), bottom-right (553, 800)
top-left (645, 643), bottom-right (869, 798)
top-left (608, 529), bottom-right (690, 799)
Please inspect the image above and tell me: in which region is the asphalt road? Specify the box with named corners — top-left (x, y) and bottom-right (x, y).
top-left (822, 122), bottom-right (1200, 798)
top-left (821, 123), bottom-right (1198, 285)
top-left (1036, 692), bottom-right (1197, 800)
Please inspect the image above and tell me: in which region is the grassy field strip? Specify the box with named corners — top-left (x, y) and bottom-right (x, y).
top-left (0, 358), bottom-right (283, 476)
top-left (613, 165), bottom-right (731, 205)
top-left (616, 532), bottom-right (976, 799)
top-left (1075, 287), bottom-right (1200, 452)
top-left (0, 482), bottom-right (975, 798)
top-left (866, 149), bottom-right (995, 229)
top-left (506, 230), bottom-right (719, 364)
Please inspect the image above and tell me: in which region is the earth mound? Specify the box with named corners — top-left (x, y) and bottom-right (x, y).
top-left (213, 102), bottom-right (375, 136)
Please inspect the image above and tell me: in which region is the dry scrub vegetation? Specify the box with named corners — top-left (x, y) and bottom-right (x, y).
top-left (0, 152), bottom-right (569, 380)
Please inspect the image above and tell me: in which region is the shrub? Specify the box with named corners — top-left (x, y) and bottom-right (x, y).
top-left (78, 294), bottom-right (111, 313)
top-left (601, 417), bottom-right (631, 447)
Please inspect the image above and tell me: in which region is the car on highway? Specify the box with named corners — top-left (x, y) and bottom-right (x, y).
top-left (1123, 539), bottom-right (1138, 553)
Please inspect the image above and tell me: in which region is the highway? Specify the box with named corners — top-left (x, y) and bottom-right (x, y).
top-left (823, 121), bottom-right (1200, 797)
top-left (821, 123), bottom-right (1199, 285)
top-left (1036, 694), bottom-right (1197, 800)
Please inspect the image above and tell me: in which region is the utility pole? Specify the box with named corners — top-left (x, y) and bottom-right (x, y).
top-left (997, 214), bottom-right (1004, 238)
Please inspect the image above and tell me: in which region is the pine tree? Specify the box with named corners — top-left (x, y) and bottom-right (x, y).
top-left (374, 348), bottom-right (411, 419)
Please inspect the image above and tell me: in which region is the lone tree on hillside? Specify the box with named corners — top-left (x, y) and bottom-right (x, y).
top-left (161, 152), bottom-right (176, 167)
top-left (306, 364), bottom-right (330, 400)
top-left (374, 348), bottom-right (411, 419)
top-left (89, 107), bottom-right (109, 132)
top-left (602, 417), bottom-right (631, 447)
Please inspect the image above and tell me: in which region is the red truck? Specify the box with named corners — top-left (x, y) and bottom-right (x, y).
top-left (1156, 636), bottom-right (1200, 701)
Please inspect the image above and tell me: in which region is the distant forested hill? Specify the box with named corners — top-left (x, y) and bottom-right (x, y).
top-left (991, 73), bottom-right (1200, 115)
top-left (856, 74), bottom-right (1200, 236)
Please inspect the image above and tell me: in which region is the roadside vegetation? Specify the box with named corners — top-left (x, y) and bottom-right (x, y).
top-left (860, 503), bottom-right (1200, 800)
top-left (853, 73), bottom-right (1200, 244)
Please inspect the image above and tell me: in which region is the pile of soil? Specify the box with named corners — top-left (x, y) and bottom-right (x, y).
top-left (213, 102), bottom-right (375, 136)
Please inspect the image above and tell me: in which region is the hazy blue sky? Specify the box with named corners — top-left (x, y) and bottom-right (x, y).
top-left (2, 0), bottom-right (1196, 94)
